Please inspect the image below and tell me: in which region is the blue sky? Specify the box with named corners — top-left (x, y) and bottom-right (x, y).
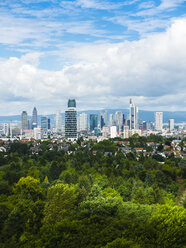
top-left (0, 0), bottom-right (186, 114)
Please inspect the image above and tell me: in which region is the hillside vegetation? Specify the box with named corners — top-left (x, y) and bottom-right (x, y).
top-left (0, 136), bottom-right (185, 248)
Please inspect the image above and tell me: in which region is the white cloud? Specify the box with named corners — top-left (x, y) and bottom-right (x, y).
top-left (61, 0), bottom-right (125, 10)
top-left (159, 0), bottom-right (186, 10)
top-left (0, 10), bottom-right (105, 48)
top-left (0, 18), bottom-right (186, 114)
top-left (108, 16), bottom-right (170, 37)
top-left (138, 1), bottom-right (155, 9)
top-left (106, 0), bottom-right (186, 38)
top-left (135, 0), bottom-right (186, 17)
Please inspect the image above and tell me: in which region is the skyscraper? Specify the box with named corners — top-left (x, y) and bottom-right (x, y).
top-left (155, 112), bottom-right (163, 131)
top-left (48, 118), bottom-right (51, 130)
top-left (68, 99), bottom-right (76, 108)
top-left (3, 123), bottom-right (9, 136)
top-left (109, 114), bottom-right (115, 126)
top-left (56, 110), bottom-right (62, 132)
top-left (79, 113), bottom-right (88, 131)
top-left (100, 110), bottom-right (107, 128)
top-left (28, 119), bottom-right (32, 130)
top-left (169, 119), bottom-right (174, 131)
top-left (65, 99), bottom-right (77, 139)
top-left (21, 111), bottom-right (28, 131)
top-left (41, 116), bottom-right (48, 131)
top-left (90, 114), bottom-right (98, 132)
top-left (129, 99), bottom-right (138, 129)
top-left (32, 107), bottom-right (38, 129)
top-left (115, 111), bottom-right (124, 131)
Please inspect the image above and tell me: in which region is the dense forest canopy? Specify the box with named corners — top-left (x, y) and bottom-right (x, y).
top-left (0, 135), bottom-right (185, 248)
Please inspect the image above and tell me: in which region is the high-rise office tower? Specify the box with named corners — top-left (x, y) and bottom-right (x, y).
top-left (56, 110), bottom-right (62, 131)
top-left (41, 116), bottom-right (48, 131)
top-left (10, 120), bottom-right (13, 138)
top-left (21, 111), bottom-right (28, 131)
top-left (129, 99), bottom-right (138, 129)
top-left (32, 107), bottom-right (38, 129)
top-left (169, 119), bottom-right (174, 131)
top-left (155, 112), bottom-right (163, 131)
top-left (109, 114), bottom-right (115, 126)
top-left (115, 111), bottom-right (124, 131)
top-left (28, 119), bottom-right (32, 130)
top-left (79, 113), bottom-right (88, 131)
top-left (100, 110), bottom-right (107, 128)
top-left (48, 118), bottom-right (51, 130)
top-left (90, 114), bottom-right (98, 132)
top-left (77, 116), bottom-right (80, 132)
top-left (3, 123), bottom-right (9, 136)
top-left (65, 99), bottom-right (77, 139)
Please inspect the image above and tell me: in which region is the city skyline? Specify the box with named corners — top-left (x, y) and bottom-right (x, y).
top-left (2, 98), bottom-right (182, 141)
top-left (0, 0), bottom-right (186, 115)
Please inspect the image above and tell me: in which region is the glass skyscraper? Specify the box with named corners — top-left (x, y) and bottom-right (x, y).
top-left (68, 99), bottom-right (76, 108)
top-left (41, 116), bottom-right (48, 131)
top-left (115, 111), bottom-right (124, 132)
top-left (79, 113), bottom-right (88, 131)
top-left (129, 99), bottom-right (138, 129)
top-left (65, 99), bottom-right (77, 139)
top-left (21, 111), bottom-right (28, 131)
top-left (32, 107), bottom-right (38, 129)
top-left (100, 111), bottom-right (107, 128)
top-left (155, 112), bottom-right (163, 131)
top-left (90, 114), bottom-right (98, 131)
top-left (56, 110), bottom-right (62, 132)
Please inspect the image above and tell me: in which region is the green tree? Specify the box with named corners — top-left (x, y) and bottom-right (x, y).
top-left (43, 183), bottom-right (77, 224)
top-left (0, 203), bottom-right (11, 232)
top-left (180, 158), bottom-right (186, 179)
top-left (2, 204), bottom-right (27, 240)
top-left (13, 176), bottom-right (43, 202)
top-left (142, 204), bottom-right (186, 248)
top-left (9, 141), bottom-right (29, 155)
top-left (101, 238), bottom-right (141, 248)
top-left (78, 196), bottom-right (123, 218)
top-left (27, 166), bottom-right (40, 180)
top-left (59, 167), bottom-right (77, 184)
top-left (49, 161), bottom-right (62, 180)
top-left (77, 175), bottom-right (92, 202)
top-left (0, 180), bottom-right (12, 195)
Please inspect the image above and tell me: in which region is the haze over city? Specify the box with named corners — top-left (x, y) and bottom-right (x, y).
top-left (0, 0), bottom-right (186, 115)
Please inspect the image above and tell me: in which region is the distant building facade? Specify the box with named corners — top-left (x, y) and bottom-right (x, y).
top-left (90, 114), bottom-right (98, 132)
top-left (110, 126), bottom-right (117, 138)
top-left (79, 113), bottom-right (88, 131)
top-left (41, 117), bottom-right (48, 131)
top-left (34, 127), bottom-right (44, 140)
top-left (65, 99), bottom-right (77, 139)
top-left (123, 125), bottom-right (129, 139)
top-left (56, 110), bottom-right (62, 132)
top-left (109, 114), bottom-right (115, 126)
top-left (169, 119), bottom-right (174, 131)
top-left (3, 123), bottom-right (9, 136)
top-left (115, 111), bottom-right (124, 132)
top-left (100, 110), bottom-right (107, 128)
top-left (129, 99), bottom-right (138, 129)
top-left (155, 112), bottom-right (163, 131)
top-left (21, 111), bottom-right (28, 131)
top-left (32, 107), bottom-right (38, 129)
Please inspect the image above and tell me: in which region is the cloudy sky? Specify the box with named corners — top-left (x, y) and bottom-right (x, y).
top-left (0, 0), bottom-right (186, 115)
